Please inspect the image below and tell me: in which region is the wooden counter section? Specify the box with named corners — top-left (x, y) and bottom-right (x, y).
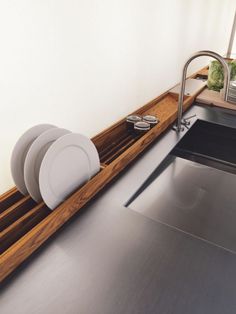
top-left (197, 88), bottom-right (236, 111)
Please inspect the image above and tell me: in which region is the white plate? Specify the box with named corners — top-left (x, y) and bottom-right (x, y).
top-left (11, 124), bottom-right (57, 195)
top-left (24, 128), bottom-right (71, 203)
top-left (39, 133), bottom-right (100, 210)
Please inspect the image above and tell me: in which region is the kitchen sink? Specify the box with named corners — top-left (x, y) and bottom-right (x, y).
top-left (171, 119), bottom-right (236, 175)
top-left (126, 119), bottom-right (236, 253)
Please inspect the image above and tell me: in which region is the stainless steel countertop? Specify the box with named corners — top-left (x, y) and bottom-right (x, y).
top-left (1, 104), bottom-right (236, 314)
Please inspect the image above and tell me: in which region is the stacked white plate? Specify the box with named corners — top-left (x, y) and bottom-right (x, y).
top-left (11, 124), bottom-right (100, 210)
top-left (228, 80), bottom-right (236, 103)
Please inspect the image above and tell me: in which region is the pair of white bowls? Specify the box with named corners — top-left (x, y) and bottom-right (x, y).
top-left (11, 124), bottom-right (100, 210)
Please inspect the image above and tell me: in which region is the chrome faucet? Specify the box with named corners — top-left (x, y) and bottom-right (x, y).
top-left (174, 50), bottom-right (230, 132)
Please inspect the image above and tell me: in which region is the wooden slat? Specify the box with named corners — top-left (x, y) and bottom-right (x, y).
top-left (0, 188), bottom-right (24, 213)
top-left (100, 163), bottom-right (107, 170)
top-left (99, 133), bottom-right (133, 160)
top-left (100, 134), bottom-right (135, 163)
top-left (196, 87), bottom-right (236, 111)
top-left (104, 137), bottom-right (138, 164)
top-left (0, 196), bottom-right (36, 232)
top-left (0, 203), bottom-right (49, 254)
top-left (196, 67), bottom-right (209, 77)
top-left (98, 132), bottom-right (131, 158)
top-left (0, 187), bottom-right (18, 201)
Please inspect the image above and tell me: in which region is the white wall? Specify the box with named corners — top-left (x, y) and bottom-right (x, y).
top-left (231, 13), bottom-right (236, 56)
top-left (0, 0), bottom-right (235, 193)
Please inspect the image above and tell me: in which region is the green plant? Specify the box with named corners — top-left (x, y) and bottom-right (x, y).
top-left (207, 60), bottom-right (236, 92)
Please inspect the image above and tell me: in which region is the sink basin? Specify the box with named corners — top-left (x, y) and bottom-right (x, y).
top-left (172, 119), bottom-right (236, 175)
top-left (126, 119), bottom-right (236, 253)
top-left (127, 156), bottom-right (236, 253)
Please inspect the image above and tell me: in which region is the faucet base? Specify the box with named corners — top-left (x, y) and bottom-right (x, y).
top-left (172, 124), bottom-right (185, 132)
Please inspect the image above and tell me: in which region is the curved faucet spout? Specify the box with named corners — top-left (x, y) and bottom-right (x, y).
top-left (174, 50), bottom-right (230, 132)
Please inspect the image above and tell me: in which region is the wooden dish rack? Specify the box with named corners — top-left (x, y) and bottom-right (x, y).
top-left (0, 68), bottom-right (208, 282)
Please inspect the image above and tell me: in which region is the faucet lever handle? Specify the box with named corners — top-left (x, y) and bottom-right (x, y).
top-left (183, 114), bottom-right (197, 121)
top-left (181, 114), bottom-right (197, 126)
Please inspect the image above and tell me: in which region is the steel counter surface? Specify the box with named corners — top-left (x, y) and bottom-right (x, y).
top-left (1, 104), bottom-right (236, 314)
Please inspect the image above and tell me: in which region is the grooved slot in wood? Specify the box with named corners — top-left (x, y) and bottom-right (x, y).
top-left (104, 137), bottom-right (139, 164)
top-left (0, 188), bottom-right (24, 214)
top-left (0, 196), bottom-right (37, 232)
top-left (100, 134), bottom-right (136, 163)
top-left (0, 204), bottom-right (50, 254)
top-left (98, 132), bottom-right (131, 158)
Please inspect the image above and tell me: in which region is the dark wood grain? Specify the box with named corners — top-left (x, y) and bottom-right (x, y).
top-left (0, 196), bottom-right (37, 232)
top-left (0, 188), bottom-right (24, 213)
top-left (98, 132), bottom-right (132, 158)
top-left (104, 137), bottom-right (139, 164)
top-left (100, 134), bottom-right (136, 163)
top-left (0, 204), bottom-right (50, 254)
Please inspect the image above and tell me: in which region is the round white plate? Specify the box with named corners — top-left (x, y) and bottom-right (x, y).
top-left (11, 124), bottom-right (57, 195)
top-left (24, 128), bottom-right (71, 203)
top-left (39, 133), bottom-right (100, 210)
